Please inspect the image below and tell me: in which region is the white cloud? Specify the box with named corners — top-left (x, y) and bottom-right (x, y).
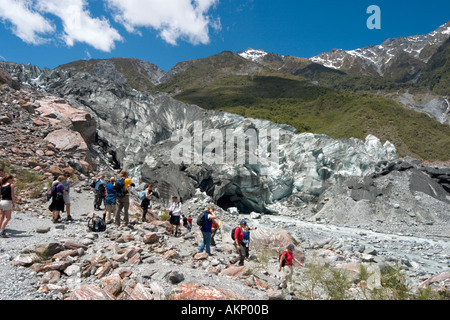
top-left (0, 0), bottom-right (54, 44)
top-left (107, 0), bottom-right (220, 45)
top-left (0, 0), bottom-right (220, 52)
top-left (36, 0), bottom-right (122, 52)
top-left (0, 0), bottom-right (122, 51)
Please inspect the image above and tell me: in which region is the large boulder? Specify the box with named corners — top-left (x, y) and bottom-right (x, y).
top-left (170, 283), bottom-right (248, 300)
top-left (67, 284), bottom-right (116, 300)
top-left (45, 129), bottom-right (88, 153)
top-left (0, 67), bottom-right (20, 90)
top-left (45, 129), bottom-right (95, 173)
top-left (35, 97), bottom-right (96, 143)
top-left (249, 228), bottom-right (298, 251)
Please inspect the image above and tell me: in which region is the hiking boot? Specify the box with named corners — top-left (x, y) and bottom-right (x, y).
top-left (52, 216), bottom-right (62, 223)
top-left (66, 215), bottom-right (74, 221)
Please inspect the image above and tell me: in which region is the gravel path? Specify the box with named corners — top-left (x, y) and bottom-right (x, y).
top-left (0, 184), bottom-right (96, 300)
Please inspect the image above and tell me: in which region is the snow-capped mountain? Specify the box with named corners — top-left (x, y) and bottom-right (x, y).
top-left (237, 48), bottom-right (269, 63)
top-left (310, 21), bottom-right (450, 81)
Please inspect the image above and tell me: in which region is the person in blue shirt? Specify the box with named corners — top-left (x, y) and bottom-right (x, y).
top-left (103, 177), bottom-right (117, 224)
top-left (92, 174), bottom-right (106, 210)
top-left (198, 206), bottom-right (217, 256)
top-left (242, 224), bottom-right (257, 261)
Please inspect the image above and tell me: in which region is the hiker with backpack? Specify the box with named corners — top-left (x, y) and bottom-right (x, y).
top-left (103, 177), bottom-right (117, 224)
top-left (114, 170), bottom-right (135, 227)
top-left (278, 244), bottom-right (303, 294)
top-left (230, 220), bottom-right (248, 266)
top-left (182, 214), bottom-right (191, 232)
top-left (49, 176), bottom-right (66, 223)
top-left (91, 174), bottom-right (106, 210)
top-left (168, 196), bottom-right (182, 236)
top-left (197, 206), bottom-right (216, 255)
top-left (139, 184), bottom-right (153, 222)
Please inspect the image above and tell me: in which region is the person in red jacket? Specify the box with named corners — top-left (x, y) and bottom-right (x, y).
top-left (230, 220), bottom-right (247, 266)
top-left (279, 244), bottom-right (303, 294)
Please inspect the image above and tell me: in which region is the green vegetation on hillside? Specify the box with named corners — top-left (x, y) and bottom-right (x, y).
top-left (174, 75), bottom-right (450, 161)
top-left (418, 37), bottom-right (450, 96)
top-left (156, 51), bottom-right (266, 94)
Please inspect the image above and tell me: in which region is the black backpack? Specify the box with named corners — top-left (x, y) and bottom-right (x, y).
top-left (88, 215), bottom-right (106, 232)
top-left (196, 212), bottom-right (207, 227)
top-left (90, 179), bottom-right (98, 188)
top-left (279, 251), bottom-right (288, 267)
top-left (231, 227), bottom-right (240, 241)
top-left (98, 183), bottom-right (106, 195)
top-left (114, 178), bottom-right (126, 197)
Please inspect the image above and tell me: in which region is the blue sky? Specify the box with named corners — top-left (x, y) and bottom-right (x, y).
top-left (0, 0), bottom-right (449, 71)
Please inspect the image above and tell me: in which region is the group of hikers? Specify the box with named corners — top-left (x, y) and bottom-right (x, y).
top-left (197, 206), bottom-right (303, 292)
top-left (89, 170), bottom-right (135, 227)
top-left (1, 166), bottom-right (303, 293)
top-left (88, 172), bottom-right (303, 279)
top-left (196, 205), bottom-right (303, 292)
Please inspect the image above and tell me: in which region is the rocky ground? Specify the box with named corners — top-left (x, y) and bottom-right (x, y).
top-left (0, 177), bottom-right (448, 300)
top-left (0, 182), bottom-right (285, 300)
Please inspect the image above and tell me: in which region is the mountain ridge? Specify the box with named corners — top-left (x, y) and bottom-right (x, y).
top-left (309, 21), bottom-right (450, 80)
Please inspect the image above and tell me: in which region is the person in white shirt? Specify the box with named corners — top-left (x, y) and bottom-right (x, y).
top-left (168, 196), bottom-right (182, 236)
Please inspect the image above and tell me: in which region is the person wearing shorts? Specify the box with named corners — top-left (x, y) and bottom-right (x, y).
top-left (168, 196), bottom-right (182, 237)
top-left (0, 174), bottom-right (16, 238)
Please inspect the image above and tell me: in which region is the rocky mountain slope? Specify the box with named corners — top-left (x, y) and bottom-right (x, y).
top-left (310, 21), bottom-right (450, 80)
top-left (236, 22), bottom-right (450, 125)
top-left (306, 21), bottom-right (450, 124)
top-left (2, 22), bottom-right (449, 130)
top-left (417, 37), bottom-right (450, 96)
top-left (58, 57), bottom-right (166, 92)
